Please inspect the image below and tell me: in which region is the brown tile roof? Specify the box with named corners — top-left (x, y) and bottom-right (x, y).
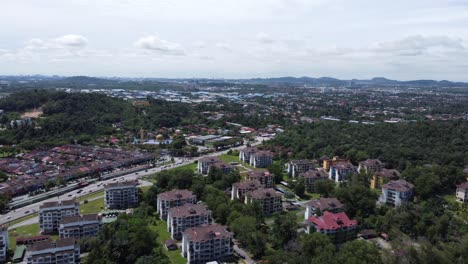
top-left (308, 197), bottom-right (344, 211)
top-left (382, 180), bottom-right (414, 192)
top-left (158, 189), bottom-right (196, 201)
top-left (40, 200), bottom-right (78, 209)
top-left (375, 168), bottom-right (400, 179)
top-left (302, 168), bottom-right (328, 179)
top-left (289, 160), bottom-right (313, 165)
top-left (183, 224), bottom-right (232, 243)
top-left (198, 156), bottom-right (221, 163)
top-left (30, 238), bottom-right (76, 252)
top-left (250, 188), bottom-right (282, 199)
top-left (168, 204), bottom-right (211, 218)
top-left (233, 180), bottom-right (262, 190)
top-left (359, 159), bottom-right (383, 166)
top-left (60, 214), bottom-right (101, 225)
top-left (457, 181), bottom-right (468, 190)
top-left (211, 162), bottom-right (236, 170)
top-left (332, 161), bottom-right (355, 169)
top-left (105, 180), bottom-right (138, 189)
top-left (252, 151), bottom-right (274, 157)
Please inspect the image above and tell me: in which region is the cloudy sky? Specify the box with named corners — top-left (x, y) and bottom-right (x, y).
top-left (1, 0), bottom-right (468, 81)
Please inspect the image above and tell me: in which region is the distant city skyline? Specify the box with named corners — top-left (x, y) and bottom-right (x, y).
top-left (1, 0), bottom-right (468, 81)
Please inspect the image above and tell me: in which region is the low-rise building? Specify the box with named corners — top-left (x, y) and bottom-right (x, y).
top-left (167, 204), bottom-right (212, 240)
top-left (26, 238), bottom-right (80, 264)
top-left (370, 168), bottom-right (400, 189)
top-left (302, 168), bottom-right (328, 193)
top-left (104, 181), bottom-right (139, 209)
top-left (358, 159), bottom-right (384, 174)
top-left (323, 156), bottom-right (349, 172)
top-left (0, 225), bottom-right (8, 263)
top-left (39, 200), bottom-right (80, 234)
top-left (231, 180), bottom-right (262, 200)
top-left (209, 162), bottom-right (236, 175)
top-left (182, 224), bottom-right (233, 264)
top-left (329, 161), bottom-right (355, 183)
top-left (239, 147), bottom-right (257, 163)
top-left (304, 197), bottom-right (344, 219)
top-left (378, 180), bottom-right (414, 207)
top-left (249, 151), bottom-right (273, 168)
top-left (247, 170), bottom-right (274, 188)
top-left (246, 188), bottom-right (282, 216)
top-left (287, 160), bottom-right (314, 178)
top-left (157, 189), bottom-right (197, 220)
top-left (456, 181), bottom-right (468, 203)
top-left (59, 214), bottom-right (102, 239)
top-left (197, 157), bottom-right (221, 175)
top-left (306, 212), bottom-right (358, 245)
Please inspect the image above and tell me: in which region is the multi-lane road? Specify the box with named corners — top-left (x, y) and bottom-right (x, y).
top-left (0, 138), bottom-right (265, 225)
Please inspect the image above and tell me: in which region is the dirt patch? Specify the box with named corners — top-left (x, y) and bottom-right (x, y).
top-left (21, 108), bottom-right (43, 118)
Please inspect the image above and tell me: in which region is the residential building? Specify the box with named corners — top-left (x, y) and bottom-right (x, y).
top-left (59, 214), bottom-right (102, 239)
top-left (456, 182), bottom-right (468, 203)
top-left (304, 197), bottom-right (344, 219)
top-left (378, 180), bottom-right (415, 207)
top-left (0, 225), bottom-right (8, 263)
top-left (239, 147), bottom-right (257, 163)
top-left (104, 181), bottom-right (139, 209)
top-left (287, 160), bottom-right (314, 178)
top-left (39, 200), bottom-right (80, 234)
top-left (358, 159), bottom-right (384, 174)
top-left (167, 204), bottom-right (212, 240)
top-left (209, 162), bottom-right (236, 175)
top-left (231, 180), bottom-right (262, 200)
top-left (26, 238), bottom-right (80, 264)
top-left (370, 168), bottom-right (400, 189)
top-left (182, 224), bottom-right (233, 264)
top-left (323, 156), bottom-right (349, 172)
top-left (329, 161), bottom-right (355, 183)
top-left (249, 151), bottom-right (273, 168)
top-left (247, 170), bottom-right (274, 188)
top-left (246, 188), bottom-right (282, 216)
top-left (302, 168), bottom-right (328, 193)
top-left (197, 157), bottom-right (221, 175)
top-left (157, 189), bottom-right (197, 220)
top-left (306, 212), bottom-right (358, 244)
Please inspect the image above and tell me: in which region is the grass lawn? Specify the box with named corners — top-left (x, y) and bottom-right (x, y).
top-left (170, 162), bottom-right (197, 172)
top-left (150, 220), bottom-right (186, 264)
top-left (8, 223), bottom-right (40, 250)
top-left (79, 190), bottom-right (104, 202)
top-left (6, 213), bottom-right (38, 227)
top-left (304, 192), bottom-right (321, 200)
top-left (80, 198), bottom-right (104, 214)
top-left (139, 185), bottom-right (151, 194)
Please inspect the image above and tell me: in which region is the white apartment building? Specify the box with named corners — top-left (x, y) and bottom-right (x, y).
top-left (59, 214), bottom-right (102, 239)
top-left (456, 182), bottom-right (468, 203)
top-left (197, 157), bottom-right (221, 175)
top-left (167, 204), bottom-right (212, 240)
top-left (378, 180), bottom-right (415, 207)
top-left (329, 161), bottom-right (356, 183)
top-left (26, 238), bottom-right (80, 264)
top-left (157, 189), bottom-right (197, 220)
top-left (287, 160), bottom-right (314, 178)
top-left (246, 188), bottom-right (282, 216)
top-left (0, 225), bottom-right (8, 263)
top-left (39, 200), bottom-right (80, 234)
top-left (239, 147), bottom-right (257, 163)
top-left (247, 170), bottom-right (274, 188)
top-left (249, 151), bottom-right (273, 168)
top-left (182, 224), bottom-right (233, 264)
top-left (302, 168), bottom-right (328, 193)
top-left (358, 159), bottom-right (384, 174)
top-left (231, 180), bottom-right (262, 200)
top-left (104, 181), bottom-right (139, 209)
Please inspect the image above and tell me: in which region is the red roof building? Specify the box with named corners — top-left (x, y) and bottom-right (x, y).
top-left (307, 212), bottom-right (358, 244)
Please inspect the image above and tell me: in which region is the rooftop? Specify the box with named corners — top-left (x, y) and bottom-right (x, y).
top-left (290, 159), bottom-right (313, 165)
top-left (248, 170), bottom-right (273, 178)
top-left (457, 181), bottom-right (468, 190)
top-left (308, 211), bottom-right (357, 230)
top-left (105, 180), bottom-right (138, 189)
top-left (382, 179), bottom-right (414, 192)
top-left (40, 199), bottom-right (78, 209)
top-left (30, 238), bottom-right (76, 252)
top-left (158, 189), bottom-right (196, 201)
top-left (250, 188), bottom-right (282, 199)
top-left (183, 224), bottom-right (232, 243)
top-left (308, 197), bottom-right (344, 211)
top-left (168, 204), bottom-right (211, 218)
top-left (233, 179), bottom-right (262, 190)
top-left (60, 214), bottom-right (101, 224)
top-left (302, 168), bottom-right (328, 179)
top-left (198, 156), bottom-right (221, 163)
top-left (359, 159), bottom-right (383, 166)
top-left (375, 168), bottom-right (401, 179)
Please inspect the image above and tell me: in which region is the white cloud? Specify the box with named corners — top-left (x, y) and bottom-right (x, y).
top-left (257, 32), bottom-right (274, 44)
top-left (372, 35), bottom-right (465, 56)
top-left (55, 34), bottom-right (88, 47)
top-left (134, 35), bottom-right (185, 56)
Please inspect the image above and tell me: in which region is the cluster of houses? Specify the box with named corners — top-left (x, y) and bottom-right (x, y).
top-left (2, 180), bottom-right (139, 263)
top-left (0, 145), bottom-right (153, 199)
top-left (156, 189), bottom-right (233, 264)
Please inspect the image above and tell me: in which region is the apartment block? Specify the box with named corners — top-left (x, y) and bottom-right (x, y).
top-left (239, 147), bottom-right (257, 163)
top-left (26, 238), bottom-right (80, 264)
top-left (304, 197), bottom-right (344, 219)
top-left (247, 170), bottom-right (274, 188)
top-left (307, 212), bottom-right (358, 245)
top-left (249, 151), bottom-right (273, 168)
top-left (209, 162), bottom-right (236, 175)
top-left (323, 156), bottom-right (349, 172)
top-left (246, 188), bottom-right (282, 216)
top-left (182, 224), bottom-right (233, 264)
top-left (157, 189), bottom-right (197, 220)
top-left (329, 161), bottom-right (355, 183)
top-left (197, 157), bottom-right (221, 175)
top-left (39, 200), bottom-right (80, 234)
top-left (59, 214), bottom-right (102, 239)
top-left (167, 204), bottom-right (212, 240)
top-left (370, 168), bottom-right (400, 189)
top-left (231, 180), bottom-right (262, 200)
top-left (0, 225), bottom-right (8, 263)
top-left (378, 180), bottom-right (414, 207)
top-left (456, 182), bottom-right (468, 203)
top-left (358, 159), bottom-right (384, 174)
top-left (287, 160), bottom-right (314, 178)
top-left (104, 181), bottom-right (139, 210)
top-left (302, 168), bottom-right (328, 193)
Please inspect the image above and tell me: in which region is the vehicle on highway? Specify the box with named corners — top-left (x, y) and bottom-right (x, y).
top-left (24, 211), bottom-right (30, 214)
top-left (6, 216), bottom-right (11, 219)
top-left (68, 194), bottom-right (72, 197)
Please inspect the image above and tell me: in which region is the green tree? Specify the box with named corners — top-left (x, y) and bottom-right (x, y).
top-left (335, 240), bottom-right (382, 264)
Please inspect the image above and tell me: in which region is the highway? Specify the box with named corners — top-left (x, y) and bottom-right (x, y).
top-left (0, 137), bottom-right (265, 225)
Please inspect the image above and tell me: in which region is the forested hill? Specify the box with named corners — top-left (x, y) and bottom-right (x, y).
top-left (0, 91), bottom-right (196, 149)
top-left (267, 121), bottom-right (467, 170)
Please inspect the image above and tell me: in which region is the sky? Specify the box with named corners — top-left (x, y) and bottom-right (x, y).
top-left (1, 0), bottom-right (468, 81)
